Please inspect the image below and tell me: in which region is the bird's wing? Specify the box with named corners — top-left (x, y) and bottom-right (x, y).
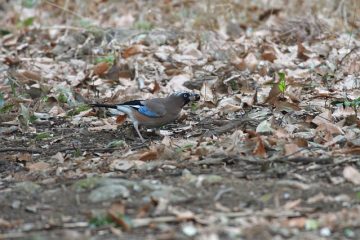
top-left (140, 98), bottom-right (167, 118)
top-left (120, 99), bottom-right (166, 118)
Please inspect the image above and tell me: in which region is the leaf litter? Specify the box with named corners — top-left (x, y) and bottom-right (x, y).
top-left (1, 0), bottom-right (360, 239)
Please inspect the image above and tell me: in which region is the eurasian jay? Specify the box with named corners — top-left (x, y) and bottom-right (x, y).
top-left (91, 92), bottom-right (200, 142)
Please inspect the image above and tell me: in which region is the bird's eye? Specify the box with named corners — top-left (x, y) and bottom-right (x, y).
top-left (183, 93), bottom-right (189, 98)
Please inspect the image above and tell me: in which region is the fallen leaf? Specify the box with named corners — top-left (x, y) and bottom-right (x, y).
top-left (343, 166), bottom-right (360, 185)
top-left (284, 143), bottom-right (301, 157)
top-left (244, 52), bottom-right (258, 72)
top-left (283, 217), bottom-right (306, 228)
top-left (116, 115), bottom-right (127, 124)
top-left (51, 152), bottom-right (65, 164)
top-left (108, 201), bottom-right (131, 231)
top-left (283, 199), bottom-right (302, 210)
top-left (253, 136), bottom-right (267, 158)
top-left (122, 44), bottom-right (146, 58)
top-left (297, 41), bottom-right (310, 61)
top-left (27, 161), bottom-right (51, 172)
top-left (93, 62), bottom-right (110, 75)
top-left (264, 82), bottom-right (281, 104)
top-left (274, 100), bottom-right (301, 112)
top-left (150, 80), bottom-right (161, 94)
top-left (139, 151), bottom-right (158, 161)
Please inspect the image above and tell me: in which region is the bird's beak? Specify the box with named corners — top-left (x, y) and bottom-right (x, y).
top-left (189, 93), bottom-right (200, 101)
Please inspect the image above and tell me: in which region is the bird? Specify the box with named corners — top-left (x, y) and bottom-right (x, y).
top-left (90, 92), bottom-right (200, 142)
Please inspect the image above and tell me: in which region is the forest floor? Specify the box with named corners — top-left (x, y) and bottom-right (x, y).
top-left (1, 1), bottom-right (360, 239)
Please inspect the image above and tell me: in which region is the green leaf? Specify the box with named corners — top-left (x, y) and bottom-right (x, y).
top-left (20, 103), bottom-right (30, 121)
top-left (191, 102), bottom-right (198, 112)
top-left (35, 132), bottom-right (52, 141)
top-left (22, 0), bottom-right (38, 8)
top-left (57, 93), bottom-right (67, 103)
top-left (229, 80), bottom-right (238, 91)
top-left (176, 144), bottom-right (194, 153)
top-left (0, 92), bottom-right (4, 108)
top-left (67, 104), bottom-right (91, 116)
top-left (0, 103), bottom-right (14, 113)
top-left (278, 72), bottom-right (286, 93)
top-left (17, 17), bottom-right (35, 28)
top-left (95, 55), bottom-right (115, 65)
top-left (29, 115), bottom-right (37, 123)
top-left (10, 81), bottom-right (17, 97)
top-left (305, 219), bottom-right (319, 231)
top-left (89, 215), bottom-right (114, 227)
top-left (74, 148), bottom-right (82, 157)
top-left (0, 28), bottom-right (11, 36)
top-left (134, 20), bottom-right (153, 31)
top-left (106, 140), bottom-right (126, 148)
top-left (344, 228), bottom-right (355, 238)
top-left (356, 191), bottom-right (360, 200)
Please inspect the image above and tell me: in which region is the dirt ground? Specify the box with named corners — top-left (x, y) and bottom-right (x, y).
top-left (1, 118), bottom-right (360, 239)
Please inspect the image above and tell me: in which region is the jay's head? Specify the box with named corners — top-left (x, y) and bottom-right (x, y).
top-left (171, 92), bottom-right (200, 106)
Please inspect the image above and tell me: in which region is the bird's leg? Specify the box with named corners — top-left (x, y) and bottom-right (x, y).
top-left (133, 121), bottom-right (145, 142)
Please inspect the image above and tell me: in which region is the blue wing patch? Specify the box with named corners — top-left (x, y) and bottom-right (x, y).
top-left (138, 106), bottom-right (160, 118)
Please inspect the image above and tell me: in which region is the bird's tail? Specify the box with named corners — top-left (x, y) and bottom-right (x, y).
top-left (90, 103), bottom-right (118, 109)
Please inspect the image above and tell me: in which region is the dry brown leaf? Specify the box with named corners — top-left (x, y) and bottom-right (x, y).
top-left (200, 82), bottom-right (216, 104)
top-left (264, 83), bottom-right (281, 104)
top-left (51, 152), bottom-right (65, 164)
top-left (116, 115), bottom-right (127, 124)
top-left (274, 100), bottom-right (301, 112)
top-left (93, 62), bottom-right (110, 76)
top-left (139, 151), bottom-right (158, 161)
top-left (244, 52), bottom-right (258, 72)
top-left (0, 218), bottom-right (12, 228)
top-left (297, 41), bottom-right (310, 61)
top-left (169, 207), bottom-right (195, 221)
top-left (261, 44), bottom-right (277, 62)
top-left (167, 74), bottom-right (191, 92)
top-left (232, 57), bottom-right (247, 71)
top-left (343, 166), bottom-right (360, 185)
top-left (108, 201), bottom-right (131, 231)
top-left (284, 143), bottom-right (302, 157)
top-left (150, 81), bottom-right (161, 94)
top-left (17, 153), bottom-right (32, 162)
top-left (283, 199), bottom-right (302, 210)
top-left (27, 161), bottom-right (51, 172)
top-left (283, 217), bottom-right (306, 228)
top-left (12, 70), bottom-right (41, 83)
top-left (293, 139), bottom-right (308, 149)
top-left (122, 44), bottom-right (146, 58)
top-left (316, 123), bottom-right (344, 136)
top-left (253, 136), bottom-right (267, 158)
top-left (136, 198), bottom-right (158, 218)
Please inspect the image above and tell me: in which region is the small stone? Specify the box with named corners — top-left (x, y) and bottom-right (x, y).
top-left (11, 200), bottom-right (21, 209)
top-left (110, 160), bottom-right (134, 172)
top-left (162, 164), bottom-right (176, 169)
top-left (26, 205), bottom-right (38, 213)
top-left (88, 185), bottom-right (129, 203)
top-left (320, 227), bottom-right (331, 237)
top-left (182, 223), bottom-right (197, 237)
top-left (73, 177), bottom-right (101, 192)
top-left (256, 120), bottom-right (273, 134)
top-left (14, 182), bottom-right (41, 194)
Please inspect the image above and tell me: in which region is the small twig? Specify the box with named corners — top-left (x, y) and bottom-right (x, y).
top-left (335, 46), bottom-right (360, 73)
top-left (214, 187), bottom-right (234, 201)
top-left (44, 0), bottom-right (84, 19)
top-left (0, 148), bottom-right (42, 154)
top-left (0, 222), bottom-right (89, 239)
